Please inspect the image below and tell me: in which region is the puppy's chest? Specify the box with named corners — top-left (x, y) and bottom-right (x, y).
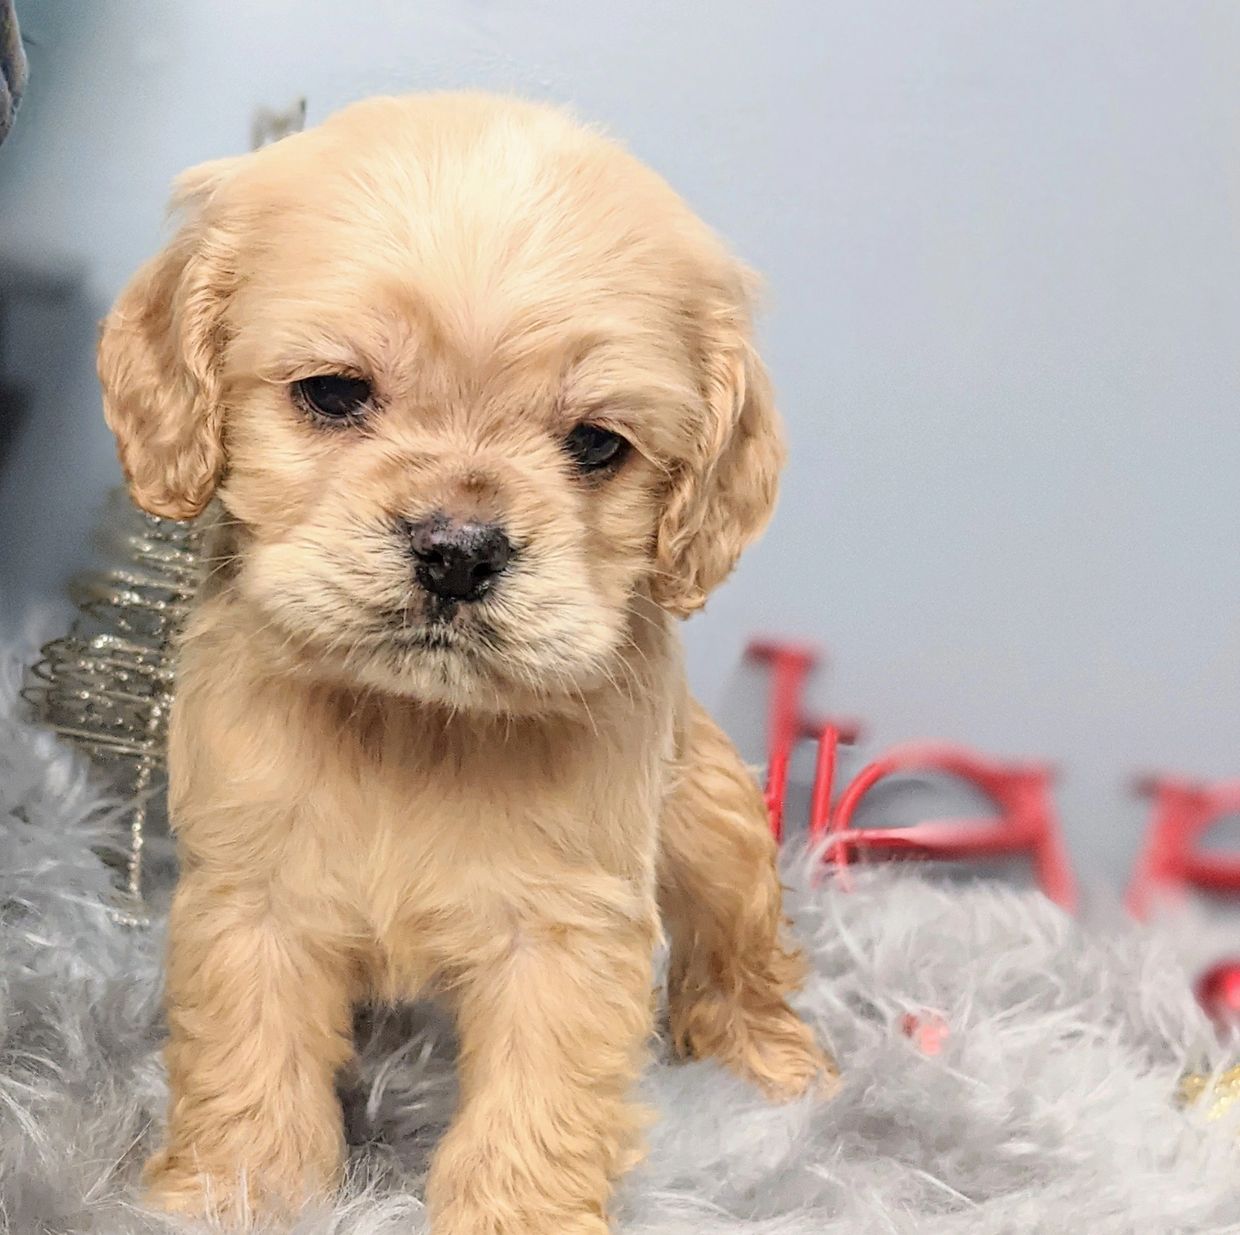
top-left (308, 711), bottom-right (666, 987)
top-left (320, 705), bottom-right (667, 889)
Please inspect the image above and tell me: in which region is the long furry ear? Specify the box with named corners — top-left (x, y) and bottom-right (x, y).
top-left (651, 276), bottom-right (786, 618)
top-left (97, 156), bottom-right (242, 519)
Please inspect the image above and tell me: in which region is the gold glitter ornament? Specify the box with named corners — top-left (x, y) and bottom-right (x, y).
top-left (22, 494), bottom-right (201, 925)
top-left (1175, 1064), bottom-right (1240, 1121)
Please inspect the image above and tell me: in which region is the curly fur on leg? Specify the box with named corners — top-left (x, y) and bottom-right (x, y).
top-left (659, 702), bottom-right (835, 1100)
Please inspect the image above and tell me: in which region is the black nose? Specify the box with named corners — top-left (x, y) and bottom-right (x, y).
top-left (406, 515), bottom-right (512, 603)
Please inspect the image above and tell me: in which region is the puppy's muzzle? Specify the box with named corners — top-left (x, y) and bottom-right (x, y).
top-left (405, 513), bottom-right (512, 603)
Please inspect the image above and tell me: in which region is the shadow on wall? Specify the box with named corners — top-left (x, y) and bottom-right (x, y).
top-left (0, 257), bottom-right (112, 634)
top-left (0, 0), bottom-right (124, 635)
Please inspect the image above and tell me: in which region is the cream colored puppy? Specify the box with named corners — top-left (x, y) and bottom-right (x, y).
top-left (99, 93), bottom-right (833, 1233)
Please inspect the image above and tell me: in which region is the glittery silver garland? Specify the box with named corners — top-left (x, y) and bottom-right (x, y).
top-left (22, 494), bottom-right (201, 926)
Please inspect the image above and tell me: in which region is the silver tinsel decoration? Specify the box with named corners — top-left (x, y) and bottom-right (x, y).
top-left (23, 494), bottom-right (201, 925)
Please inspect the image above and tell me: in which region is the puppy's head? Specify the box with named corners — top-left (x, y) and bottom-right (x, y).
top-left (99, 94), bottom-right (784, 712)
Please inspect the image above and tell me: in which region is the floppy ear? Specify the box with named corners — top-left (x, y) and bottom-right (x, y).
top-left (97, 157), bottom-right (242, 519)
top-left (650, 277), bottom-right (786, 618)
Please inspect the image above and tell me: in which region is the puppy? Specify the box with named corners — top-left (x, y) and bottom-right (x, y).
top-left (98, 93), bottom-right (833, 1233)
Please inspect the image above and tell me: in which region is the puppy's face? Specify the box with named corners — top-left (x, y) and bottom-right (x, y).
top-left (99, 95), bottom-right (783, 712)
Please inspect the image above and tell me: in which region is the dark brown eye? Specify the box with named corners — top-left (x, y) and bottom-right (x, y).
top-left (293, 374), bottom-right (372, 422)
top-left (564, 423), bottom-right (629, 472)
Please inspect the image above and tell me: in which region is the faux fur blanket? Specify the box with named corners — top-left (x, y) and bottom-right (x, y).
top-left (2, 644), bottom-right (1238, 1234)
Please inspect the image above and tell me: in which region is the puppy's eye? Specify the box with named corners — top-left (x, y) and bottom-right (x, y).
top-left (292, 375), bottom-right (372, 423)
top-left (563, 423), bottom-right (629, 473)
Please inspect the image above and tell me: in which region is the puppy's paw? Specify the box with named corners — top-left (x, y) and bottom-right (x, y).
top-left (142, 1151), bottom-right (234, 1221)
top-left (673, 994), bottom-right (838, 1101)
top-left (434, 1203), bottom-right (610, 1235)
top-left (739, 1006), bottom-right (838, 1101)
top-left (142, 1149), bottom-right (301, 1227)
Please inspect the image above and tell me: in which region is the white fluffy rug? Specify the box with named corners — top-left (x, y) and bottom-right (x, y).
top-left (3, 644), bottom-right (1239, 1235)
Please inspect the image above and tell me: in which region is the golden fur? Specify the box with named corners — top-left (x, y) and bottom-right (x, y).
top-left (98, 93), bottom-right (834, 1232)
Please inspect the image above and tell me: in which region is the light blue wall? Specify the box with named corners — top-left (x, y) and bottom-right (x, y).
top-left (2, 0), bottom-right (1238, 885)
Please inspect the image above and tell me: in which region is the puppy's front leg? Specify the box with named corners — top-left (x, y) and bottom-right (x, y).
top-left (144, 873), bottom-right (356, 1221)
top-left (428, 904), bottom-right (655, 1235)
top-left (659, 700), bottom-right (835, 1099)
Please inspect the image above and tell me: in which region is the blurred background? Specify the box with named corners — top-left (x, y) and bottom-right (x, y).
top-left (1, 0), bottom-right (1237, 890)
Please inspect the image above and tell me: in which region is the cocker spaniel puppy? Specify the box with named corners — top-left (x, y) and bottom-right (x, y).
top-left (99, 92), bottom-right (834, 1233)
